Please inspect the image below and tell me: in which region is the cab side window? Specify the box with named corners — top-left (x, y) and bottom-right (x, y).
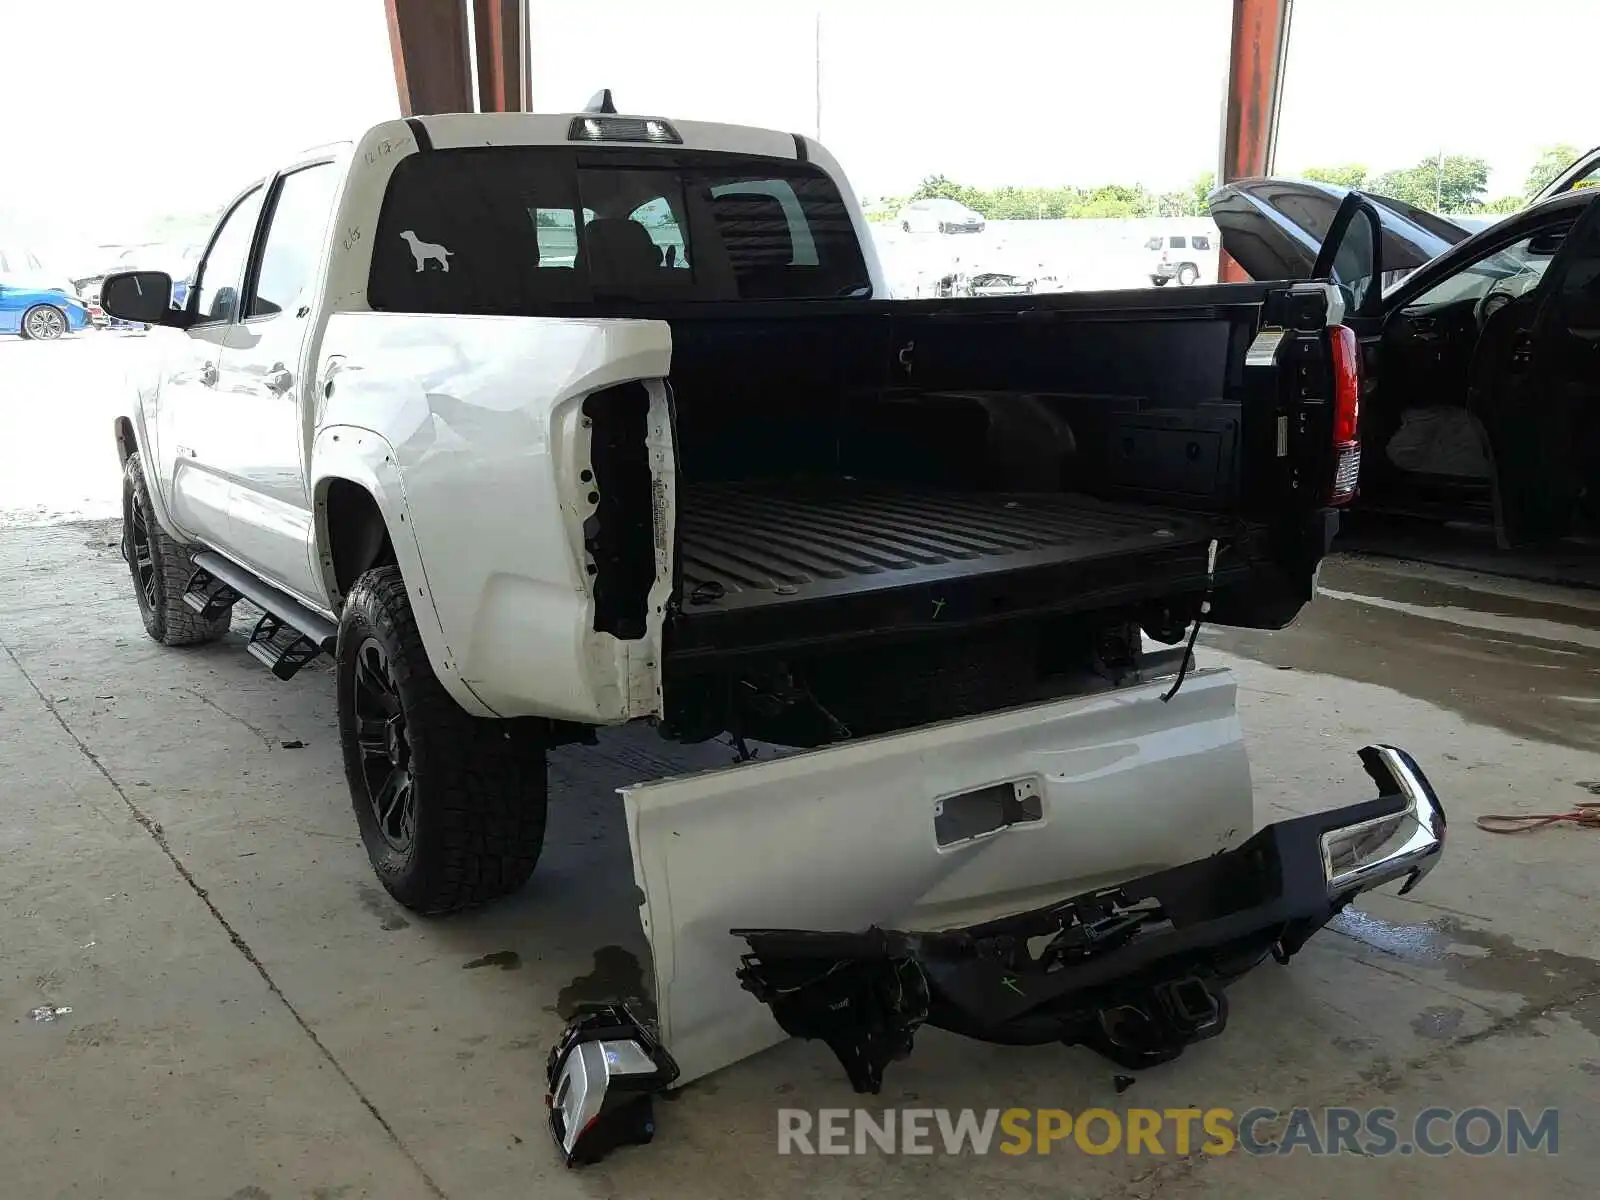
top-left (193, 187), bottom-right (266, 325)
top-left (248, 164), bottom-right (340, 319)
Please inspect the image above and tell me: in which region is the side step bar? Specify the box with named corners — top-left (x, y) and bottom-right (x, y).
top-left (185, 552), bottom-right (338, 681)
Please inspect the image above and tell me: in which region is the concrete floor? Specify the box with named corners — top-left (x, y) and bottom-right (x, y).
top-left (3, 335), bottom-right (1600, 1198)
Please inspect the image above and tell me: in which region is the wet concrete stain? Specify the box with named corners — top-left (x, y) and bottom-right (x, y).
top-left (226, 1189), bottom-right (271, 1200)
top-left (1356, 1054), bottom-right (1403, 1090)
top-left (1410, 1006), bottom-right (1466, 1039)
top-left (354, 884), bottom-right (410, 931)
top-left (555, 944), bottom-right (654, 1020)
top-left (1578, 1060), bottom-right (1600, 1076)
top-left (1332, 908), bottom-right (1600, 1038)
top-left (463, 950), bottom-right (521, 971)
top-left (1205, 555), bottom-right (1600, 750)
top-left (1331, 1035), bottom-right (1378, 1054)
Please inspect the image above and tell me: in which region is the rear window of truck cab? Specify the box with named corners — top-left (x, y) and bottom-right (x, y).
top-left (367, 147), bottom-right (871, 311)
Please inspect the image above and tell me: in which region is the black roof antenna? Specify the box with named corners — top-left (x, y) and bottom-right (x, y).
top-left (585, 89), bottom-right (617, 114)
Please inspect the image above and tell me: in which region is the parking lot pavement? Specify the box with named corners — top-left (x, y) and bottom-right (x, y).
top-left (2, 339), bottom-right (1598, 1198)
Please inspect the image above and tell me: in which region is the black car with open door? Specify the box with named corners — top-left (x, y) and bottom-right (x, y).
top-left (1214, 180), bottom-right (1600, 548)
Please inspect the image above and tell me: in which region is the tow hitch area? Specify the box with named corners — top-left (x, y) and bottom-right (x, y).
top-left (734, 745), bottom-right (1445, 1094)
top-left (545, 1005), bottom-right (679, 1167)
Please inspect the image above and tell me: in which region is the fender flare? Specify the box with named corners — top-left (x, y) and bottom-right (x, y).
top-left (310, 425), bottom-right (497, 717)
top-left (113, 406), bottom-right (185, 543)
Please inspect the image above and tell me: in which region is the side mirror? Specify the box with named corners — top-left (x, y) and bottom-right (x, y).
top-left (101, 271), bottom-right (182, 326)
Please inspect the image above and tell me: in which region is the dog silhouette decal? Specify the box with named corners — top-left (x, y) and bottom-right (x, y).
top-left (400, 230), bottom-right (454, 273)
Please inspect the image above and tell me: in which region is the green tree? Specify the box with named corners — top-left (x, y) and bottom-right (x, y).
top-left (1302, 164), bottom-right (1368, 190)
top-left (1370, 154), bottom-right (1489, 213)
top-left (1481, 195), bottom-right (1526, 215)
top-left (1190, 170), bottom-right (1216, 215)
top-left (1073, 184), bottom-right (1153, 219)
top-left (911, 175), bottom-right (978, 208)
top-left (1155, 190), bottom-right (1197, 218)
top-left (1524, 144), bottom-right (1581, 199)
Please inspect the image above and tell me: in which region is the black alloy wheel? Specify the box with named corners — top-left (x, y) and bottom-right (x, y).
top-left (127, 486), bottom-right (158, 612)
top-left (352, 637), bottom-right (417, 852)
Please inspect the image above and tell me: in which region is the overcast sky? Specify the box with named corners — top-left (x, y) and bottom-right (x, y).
top-left (5, 0), bottom-right (1596, 254)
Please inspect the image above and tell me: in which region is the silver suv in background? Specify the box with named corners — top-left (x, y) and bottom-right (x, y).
top-left (899, 197), bottom-right (986, 234)
top-left (1147, 230), bottom-right (1214, 286)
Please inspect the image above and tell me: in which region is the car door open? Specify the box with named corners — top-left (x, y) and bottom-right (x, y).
top-left (1311, 191), bottom-right (1385, 332)
top-left (1474, 194), bottom-right (1600, 546)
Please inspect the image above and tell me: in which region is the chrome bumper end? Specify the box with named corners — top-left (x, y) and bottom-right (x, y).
top-left (1322, 745), bottom-right (1446, 901)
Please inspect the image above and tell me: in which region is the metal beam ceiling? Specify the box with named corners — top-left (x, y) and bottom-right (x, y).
top-left (383, 1), bottom-right (1291, 278)
top-left (1219, 0), bottom-right (1295, 279)
top-left (385, 0), bottom-right (527, 116)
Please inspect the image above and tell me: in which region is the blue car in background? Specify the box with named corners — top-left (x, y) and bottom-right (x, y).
top-left (0, 283), bottom-right (90, 340)
top-left (0, 247), bottom-right (90, 339)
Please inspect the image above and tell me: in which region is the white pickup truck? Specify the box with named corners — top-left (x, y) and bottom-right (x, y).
top-left (102, 100), bottom-right (1444, 1136)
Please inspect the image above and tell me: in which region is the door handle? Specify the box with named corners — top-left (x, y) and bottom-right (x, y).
top-left (200, 361), bottom-right (218, 387)
top-left (265, 365), bottom-right (294, 393)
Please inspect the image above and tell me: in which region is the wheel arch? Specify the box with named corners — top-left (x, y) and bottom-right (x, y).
top-left (322, 478), bottom-right (397, 604)
top-left (114, 411), bottom-right (186, 545)
top-left (311, 426), bottom-right (496, 718)
top-left (114, 416), bottom-right (137, 464)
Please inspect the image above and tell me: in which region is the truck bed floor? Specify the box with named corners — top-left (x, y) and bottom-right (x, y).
top-left (675, 481), bottom-right (1225, 617)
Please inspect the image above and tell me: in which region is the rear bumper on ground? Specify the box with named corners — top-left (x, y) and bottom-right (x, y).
top-left (733, 744), bottom-right (1444, 1091)
top-left (545, 648), bottom-right (1446, 1158)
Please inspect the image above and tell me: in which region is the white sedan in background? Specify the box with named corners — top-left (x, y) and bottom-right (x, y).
top-left (898, 198), bottom-right (986, 234)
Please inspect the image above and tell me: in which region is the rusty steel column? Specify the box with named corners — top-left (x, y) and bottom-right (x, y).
top-left (1217, 0), bottom-right (1294, 280)
top-left (472, 0), bottom-right (530, 112)
top-left (385, 0), bottom-right (473, 116)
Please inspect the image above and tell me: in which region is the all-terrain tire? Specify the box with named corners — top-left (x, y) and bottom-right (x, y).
top-left (122, 452), bottom-right (232, 646)
top-left (337, 565), bottom-right (548, 915)
top-left (1176, 263), bottom-right (1200, 287)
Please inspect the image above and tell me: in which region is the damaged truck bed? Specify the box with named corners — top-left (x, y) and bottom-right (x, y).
top-left (96, 97), bottom-right (1446, 1168)
top-left (672, 483), bottom-right (1230, 656)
